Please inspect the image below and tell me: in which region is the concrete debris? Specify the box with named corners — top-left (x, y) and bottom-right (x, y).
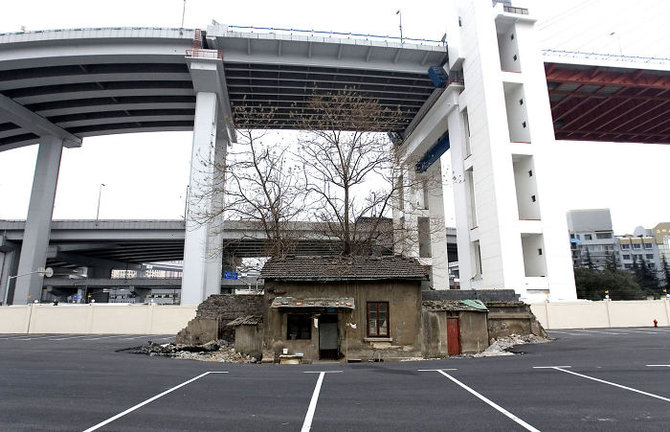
top-left (472, 333), bottom-right (550, 357)
top-left (124, 340), bottom-right (259, 363)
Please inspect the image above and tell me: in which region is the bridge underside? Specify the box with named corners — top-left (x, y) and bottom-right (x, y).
top-left (546, 62), bottom-right (670, 144)
top-left (0, 28), bottom-right (445, 151)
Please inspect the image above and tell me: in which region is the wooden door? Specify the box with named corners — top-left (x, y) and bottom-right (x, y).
top-left (447, 316), bottom-right (461, 355)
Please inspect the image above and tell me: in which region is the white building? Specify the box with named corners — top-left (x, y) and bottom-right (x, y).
top-left (396, 0), bottom-right (577, 301)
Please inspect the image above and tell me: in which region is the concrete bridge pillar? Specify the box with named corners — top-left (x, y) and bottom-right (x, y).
top-left (13, 136), bottom-right (63, 304)
top-left (181, 92), bottom-right (226, 305)
top-left (425, 161), bottom-right (449, 289)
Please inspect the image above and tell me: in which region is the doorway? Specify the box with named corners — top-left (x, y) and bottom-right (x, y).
top-left (447, 316), bottom-right (461, 355)
top-left (319, 314), bottom-right (339, 359)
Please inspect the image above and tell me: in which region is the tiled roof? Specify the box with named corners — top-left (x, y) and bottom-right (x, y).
top-left (260, 256), bottom-right (427, 281)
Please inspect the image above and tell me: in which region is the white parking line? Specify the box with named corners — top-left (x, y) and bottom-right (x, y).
top-left (81, 335), bottom-right (126, 341)
top-left (535, 366), bottom-right (670, 403)
top-left (575, 329), bottom-right (627, 335)
top-left (49, 335), bottom-right (89, 341)
top-left (429, 369), bottom-right (541, 432)
top-left (82, 371), bottom-right (228, 432)
top-left (618, 329), bottom-right (658, 335)
top-left (301, 371), bottom-right (342, 432)
top-left (120, 335), bottom-right (153, 340)
top-left (646, 365), bottom-right (670, 368)
top-left (546, 330), bottom-right (585, 336)
top-left (14, 335), bottom-right (65, 341)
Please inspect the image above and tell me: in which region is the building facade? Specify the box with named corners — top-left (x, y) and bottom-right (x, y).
top-left (567, 209), bottom-right (617, 269)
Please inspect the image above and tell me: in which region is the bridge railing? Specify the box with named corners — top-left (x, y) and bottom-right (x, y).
top-left (224, 25), bottom-right (446, 47)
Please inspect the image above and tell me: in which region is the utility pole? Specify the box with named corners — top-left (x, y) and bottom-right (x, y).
top-left (396, 10), bottom-right (403, 44)
top-left (96, 183), bottom-right (105, 221)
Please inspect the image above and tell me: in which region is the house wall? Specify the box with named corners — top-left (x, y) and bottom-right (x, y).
top-left (422, 310), bottom-right (489, 356)
top-left (235, 325), bottom-right (262, 359)
top-left (264, 280), bottom-right (422, 361)
top-left (422, 310), bottom-right (448, 358)
top-left (459, 311), bottom-right (489, 354)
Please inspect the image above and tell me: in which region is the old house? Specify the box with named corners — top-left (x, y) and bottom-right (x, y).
top-left (260, 256), bottom-right (427, 362)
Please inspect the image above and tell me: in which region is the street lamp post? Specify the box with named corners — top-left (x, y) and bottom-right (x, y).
top-left (96, 183), bottom-right (106, 221)
top-left (5, 267), bottom-right (54, 305)
top-left (396, 10), bottom-right (403, 44)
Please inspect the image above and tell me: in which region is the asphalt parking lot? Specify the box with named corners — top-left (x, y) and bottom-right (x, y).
top-left (1, 328), bottom-right (670, 431)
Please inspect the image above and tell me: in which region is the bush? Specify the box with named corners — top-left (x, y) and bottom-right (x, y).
top-left (574, 267), bottom-right (646, 301)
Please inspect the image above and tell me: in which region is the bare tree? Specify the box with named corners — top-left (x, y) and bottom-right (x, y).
top-left (294, 89), bottom-right (433, 256)
top-left (195, 106), bottom-right (305, 261)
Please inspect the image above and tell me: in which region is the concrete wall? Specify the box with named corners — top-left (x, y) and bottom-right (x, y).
top-left (235, 325), bottom-right (262, 359)
top-left (531, 300), bottom-right (670, 329)
top-left (421, 310), bottom-right (488, 356)
top-left (422, 310), bottom-right (447, 358)
top-left (0, 304), bottom-right (196, 334)
top-left (459, 311), bottom-right (488, 354)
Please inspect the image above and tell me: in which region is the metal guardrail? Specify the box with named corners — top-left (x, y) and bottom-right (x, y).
top-left (542, 49), bottom-right (670, 66)
top-left (225, 25), bottom-right (446, 47)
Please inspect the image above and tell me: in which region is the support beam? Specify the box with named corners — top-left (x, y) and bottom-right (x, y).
top-left (0, 94), bottom-right (81, 148)
top-left (13, 136), bottom-right (63, 303)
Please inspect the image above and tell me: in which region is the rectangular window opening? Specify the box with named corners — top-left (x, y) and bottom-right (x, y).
top-left (367, 302), bottom-right (389, 337)
top-left (287, 314), bottom-right (312, 340)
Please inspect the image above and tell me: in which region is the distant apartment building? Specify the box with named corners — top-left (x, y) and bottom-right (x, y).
top-left (652, 222), bottom-right (670, 261)
top-left (566, 209), bottom-right (616, 269)
top-left (617, 227), bottom-right (662, 271)
top-left (567, 209), bottom-right (667, 278)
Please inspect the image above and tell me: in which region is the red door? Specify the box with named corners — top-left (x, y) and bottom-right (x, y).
top-left (447, 317), bottom-right (461, 356)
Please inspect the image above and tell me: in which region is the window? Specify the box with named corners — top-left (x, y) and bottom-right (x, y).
top-left (633, 244), bottom-right (641, 249)
top-left (650, 263), bottom-right (656, 269)
top-left (584, 234), bottom-right (593, 241)
top-left (367, 302), bottom-right (389, 337)
top-left (622, 254), bottom-right (631, 260)
top-left (287, 314), bottom-right (311, 340)
top-left (644, 243), bottom-right (653, 249)
top-left (596, 232), bottom-right (612, 239)
top-left (646, 254), bottom-right (654, 260)
top-left (621, 244), bottom-right (630, 249)
top-left (624, 264), bottom-right (632, 269)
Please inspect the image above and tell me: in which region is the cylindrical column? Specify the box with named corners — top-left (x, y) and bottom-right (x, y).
top-left (13, 136), bottom-right (63, 304)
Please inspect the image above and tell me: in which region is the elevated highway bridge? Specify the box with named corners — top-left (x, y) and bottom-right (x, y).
top-left (1, 1), bottom-right (668, 304)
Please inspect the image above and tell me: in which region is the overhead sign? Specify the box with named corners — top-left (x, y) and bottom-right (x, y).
top-left (224, 272), bottom-right (238, 280)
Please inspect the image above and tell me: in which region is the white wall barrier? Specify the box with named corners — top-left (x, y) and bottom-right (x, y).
top-left (531, 299), bottom-right (670, 329)
top-left (0, 304), bottom-right (197, 334)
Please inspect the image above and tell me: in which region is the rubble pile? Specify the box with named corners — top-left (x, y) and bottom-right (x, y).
top-left (126, 340), bottom-right (259, 363)
top-left (473, 333), bottom-right (550, 357)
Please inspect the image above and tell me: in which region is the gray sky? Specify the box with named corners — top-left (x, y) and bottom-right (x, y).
top-left (0, 0), bottom-right (669, 233)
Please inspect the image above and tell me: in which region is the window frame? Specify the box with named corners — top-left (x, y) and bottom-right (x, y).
top-left (367, 301), bottom-right (390, 338)
top-left (287, 313), bottom-right (312, 340)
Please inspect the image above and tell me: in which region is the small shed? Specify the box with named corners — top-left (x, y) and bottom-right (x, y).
top-left (261, 256), bottom-right (427, 362)
top-left (227, 315), bottom-right (263, 359)
top-left (422, 300), bottom-right (489, 356)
